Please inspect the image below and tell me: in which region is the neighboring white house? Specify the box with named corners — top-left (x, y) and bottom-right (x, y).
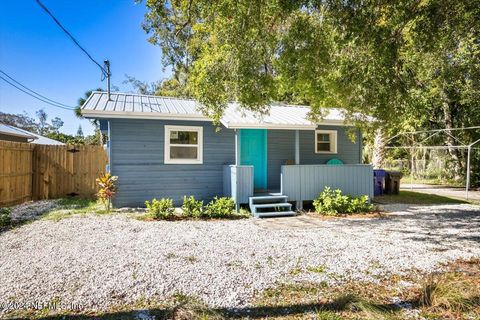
top-left (0, 123), bottom-right (64, 145)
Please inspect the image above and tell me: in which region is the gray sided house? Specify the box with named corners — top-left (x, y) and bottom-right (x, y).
top-left (82, 92), bottom-right (373, 217)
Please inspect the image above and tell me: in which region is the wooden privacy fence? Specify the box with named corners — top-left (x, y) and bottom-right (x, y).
top-left (0, 141), bottom-right (108, 207)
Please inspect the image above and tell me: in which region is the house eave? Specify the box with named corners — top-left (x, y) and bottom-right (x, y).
top-left (0, 131), bottom-right (38, 140)
top-left (81, 110), bottom-right (349, 128)
top-left (81, 110), bottom-right (212, 122)
top-left (222, 122), bottom-right (318, 130)
top-left (222, 120), bottom-right (348, 130)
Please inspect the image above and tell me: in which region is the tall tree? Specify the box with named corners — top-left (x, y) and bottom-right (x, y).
top-left (76, 125), bottom-right (84, 138)
top-left (142, 0), bottom-right (479, 180)
top-left (123, 73), bottom-right (191, 98)
top-left (51, 117), bottom-right (64, 133)
top-left (0, 112), bottom-right (39, 133)
top-left (75, 88), bottom-right (104, 145)
top-left (142, 0), bottom-right (478, 122)
top-left (123, 75), bottom-right (160, 95)
top-left (36, 109), bottom-right (48, 135)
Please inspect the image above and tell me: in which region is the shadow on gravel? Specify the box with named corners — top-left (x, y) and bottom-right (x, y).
top-left (6, 300), bottom-right (403, 319)
top-left (339, 204), bottom-right (480, 244)
top-left (0, 198), bottom-right (94, 235)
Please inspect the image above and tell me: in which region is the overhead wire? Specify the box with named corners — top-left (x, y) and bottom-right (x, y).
top-left (35, 0), bottom-right (108, 79)
top-left (0, 71), bottom-right (75, 110)
top-left (0, 70), bottom-right (74, 109)
top-left (2, 1), bottom-right (111, 110)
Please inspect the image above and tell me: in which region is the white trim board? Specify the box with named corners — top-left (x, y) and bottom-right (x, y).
top-left (315, 129), bottom-right (338, 154)
top-left (164, 125), bottom-right (203, 164)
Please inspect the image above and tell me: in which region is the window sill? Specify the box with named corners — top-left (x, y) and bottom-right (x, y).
top-left (164, 160), bottom-right (203, 165)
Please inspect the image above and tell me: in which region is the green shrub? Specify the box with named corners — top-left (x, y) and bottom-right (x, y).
top-left (313, 187), bottom-right (373, 215)
top-left (204, 197), bottom-right (235, 217)
top-left (181, 196), bottom-right (203, 217)
top-left (145, 198), bottom-right (175, 219)
top-left (0, 207), bottom-right (12, 227)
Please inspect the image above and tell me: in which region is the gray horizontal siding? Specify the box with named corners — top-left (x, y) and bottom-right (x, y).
top-left (267, 130), bottom-right (295, 189)
top-left (223, 165), bottom-right (254, 204)
top-left (267, 126), bottom-right (361, 190)
top-left (299, 125), bottom-right (361, 164)
top-left (109, 119), bottom-right (235, 207)
top-left (109, 119), bottom-right (362, 206)
top-left (281, 164), bottom-right (374, 201)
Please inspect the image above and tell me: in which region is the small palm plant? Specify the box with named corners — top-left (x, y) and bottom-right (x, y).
top-left (96, 173), bottom-right (118, 212)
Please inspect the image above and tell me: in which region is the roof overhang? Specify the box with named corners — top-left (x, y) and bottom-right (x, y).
top-left (80, 91), bottom-right (353, 129)
top-left (0, 129), bottom-right (37, 140)
top-left (82, 110), bottom-right (348, 129)
top-left (81, 109), bottom-right (211, 122)
top-left (1, 131), bottom-right (37, 139)
top-left (221, 122), bottom-right (317, 130)
top-left (220, 119), bottom-right (347, 130)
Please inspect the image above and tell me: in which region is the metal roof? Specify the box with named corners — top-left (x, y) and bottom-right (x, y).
top-left (28, 133), bottom-right (65, 145)
top-left (81, 91), bottom-right (348, 129)
top-left (0, 123), bottom-right (37, 139)
top-left (0, 123), bottom-right (65, 145)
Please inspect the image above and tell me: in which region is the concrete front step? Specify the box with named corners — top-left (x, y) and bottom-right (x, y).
top-left (249, 195), bottom-right (288, 203)
top-left (256, 211), bottom-right (296, 218)
top-left (249, 194), bottom-right (294, 217)
top-left (252, 203), bottom-right (292, 209)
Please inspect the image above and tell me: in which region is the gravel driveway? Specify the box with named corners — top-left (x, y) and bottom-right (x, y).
top-left (0, 203), bottom-right (479, 312)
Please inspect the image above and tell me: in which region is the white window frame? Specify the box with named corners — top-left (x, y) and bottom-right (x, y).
top-left (315, 130), bottom-right (338, 154)
top-left (164, 125), bottom-right (203, 164)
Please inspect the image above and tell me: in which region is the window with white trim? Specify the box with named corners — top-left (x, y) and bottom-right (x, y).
top-left (164, 125), bottom-right (203, 164)
top-left (315, 130), bottom-right (337, 154)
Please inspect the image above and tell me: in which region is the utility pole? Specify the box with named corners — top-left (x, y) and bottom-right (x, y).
top-left (104, 60), bottom-right (111, 100)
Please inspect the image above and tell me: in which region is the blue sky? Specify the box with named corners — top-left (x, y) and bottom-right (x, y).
top-left (0, 0), bottom-right (168, 135)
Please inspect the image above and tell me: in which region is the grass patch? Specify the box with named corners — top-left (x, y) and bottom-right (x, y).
top-left (307, 265), bottom-right (327, 274)
top-left (418, 260), bottom-right (480, 318)
top-left (3, 294), bottom-right (223, 320)
top-left (374, 190), bottom-right (467, 205)
top-left (316, 310), bottom-right (343, 320)
top-left (4, 260), bottom-right (479, 319)
top-left (41, 198), bottom-right (105, 221)
top-left (134, 210), bottom-right (250, 222)
top-left (401, 175), bottom-right (465, 187)
top-left (253, 281), bottom-right (402, 319)
top-left (250, 259), bottom-right (480, 319)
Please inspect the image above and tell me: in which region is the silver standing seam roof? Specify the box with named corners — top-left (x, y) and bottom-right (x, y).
top-left (81, 91), bottom-right (348, 129)
top-left (0, 123), bottom-right (65, 145)
top-left (0, 123), bottom-right (37, 139)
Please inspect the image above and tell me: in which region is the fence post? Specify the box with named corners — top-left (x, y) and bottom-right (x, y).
top-left (466, 146), bottom-right (471, 200)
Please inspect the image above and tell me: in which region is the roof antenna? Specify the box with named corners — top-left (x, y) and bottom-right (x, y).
top-left (104, 60), bottom-right (111, 100)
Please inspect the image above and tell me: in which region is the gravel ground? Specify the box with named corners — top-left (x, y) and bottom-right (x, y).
top-left (8, 200), bottom-right (60, 222)
top-left (0, 203), bottom-right (479, 313)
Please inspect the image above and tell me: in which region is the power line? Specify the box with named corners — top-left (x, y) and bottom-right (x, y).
top-left (35, 0), bottom-right (108, 78)
top-left (0, 70), bottom-right (73, 109)
top-left (0, 72), bottom-right (75, 111)
top-left (0, 75), bottom-right (74, 110)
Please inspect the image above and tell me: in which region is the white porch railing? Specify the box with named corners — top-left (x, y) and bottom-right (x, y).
top-left (281, 164), bottom-right (374, 202)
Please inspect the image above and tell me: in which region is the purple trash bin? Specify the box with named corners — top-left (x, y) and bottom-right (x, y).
top-left (373, 169), bottom-right (386, 196)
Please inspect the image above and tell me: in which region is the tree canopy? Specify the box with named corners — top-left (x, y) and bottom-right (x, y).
top-left (142, 0), bottom-right (479, 131)
top-left (141, 0), bottom-right (480, 183)
top-left (0, 109), bottom-right (100, 145)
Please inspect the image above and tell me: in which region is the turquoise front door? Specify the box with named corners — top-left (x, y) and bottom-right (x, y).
top-left (240, 129), bottom-right (267, 190)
